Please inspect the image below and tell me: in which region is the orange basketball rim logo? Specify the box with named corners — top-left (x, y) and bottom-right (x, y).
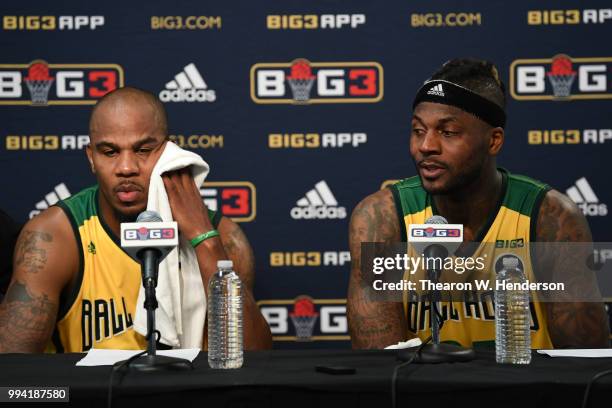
top-left (0, 59), bottom-right (124, 106)
top-left (251, 58), bottom-right (383, 104)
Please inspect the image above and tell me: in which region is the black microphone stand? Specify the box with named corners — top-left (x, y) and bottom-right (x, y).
top-left (118, 249), bottom-right (193, 372)
top-left (398, 244), bottom-right (475, 363)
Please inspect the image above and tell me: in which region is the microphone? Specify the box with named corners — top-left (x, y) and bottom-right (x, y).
top-left (120, 211), bottom-right (178, 287)
top-left (117, 212), bottom-right (192, 371)
top-left (423, 216), bottom-right (452, 280)
top-left (407, 215), bottom-right (463, 261)
top-left (399, 215), bottom-right (475, 363)
top-left (425, 215), bottom-right (447, 224)
top-left (413, 216), bottom-right (458, 346)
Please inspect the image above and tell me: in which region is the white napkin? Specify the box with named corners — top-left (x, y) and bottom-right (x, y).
top-left (385, 338), bottom-right (423, 349)
top-left (537, 349), bottom-right (612, 358)
top-left (76, 348), bottom-right (200, 366)
top-left (133, 141), bottom-right (209, 348)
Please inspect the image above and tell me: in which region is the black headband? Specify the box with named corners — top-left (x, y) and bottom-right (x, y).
top-left (412, 80), bottom-right (506, 128)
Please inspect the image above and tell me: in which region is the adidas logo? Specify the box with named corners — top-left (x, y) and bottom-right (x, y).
top-left (158, 63), bottom-right (216, 103)
top-left (290, 180), bottom-right (347, 220)
top-left (29, 183), bottom-right (71, 219)
top-left (426, 83), bottom-right (445, 97)
top-left (566, 177), bottom-right (608, 217)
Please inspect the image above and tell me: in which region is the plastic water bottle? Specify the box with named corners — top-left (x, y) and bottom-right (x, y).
top-left (207, 260), bottom-right (243, 369)
top-left (495, 256), bottom-right (531, 364)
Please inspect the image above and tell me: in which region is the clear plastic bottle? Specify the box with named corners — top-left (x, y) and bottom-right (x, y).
top-left (207, 260), bottom-right (243, 369)
top-left (495, 256), bottom-right (531, 364)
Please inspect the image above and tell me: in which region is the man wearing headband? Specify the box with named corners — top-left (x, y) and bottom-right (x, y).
top-left (347, 59), bottom-right (609, 349)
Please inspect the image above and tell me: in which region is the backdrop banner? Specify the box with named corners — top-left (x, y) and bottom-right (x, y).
top-left (1, 0), bottom-right (611, 348)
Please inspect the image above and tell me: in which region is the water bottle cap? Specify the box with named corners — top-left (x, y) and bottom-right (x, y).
top-left (502, 257), bottom-right (519, 269)
top-left (217, 260), bottom-right (233, 269)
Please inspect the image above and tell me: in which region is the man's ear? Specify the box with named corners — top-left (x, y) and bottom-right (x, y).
top-left (86, 144), bottom-right (95, 173)
top-left (489, 127), bottom-right (504, 156)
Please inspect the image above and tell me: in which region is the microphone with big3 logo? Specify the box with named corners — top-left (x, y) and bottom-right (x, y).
top-left (119, 210), bottom-right (191, 371)
top-left (399, 216), bottom-right (475, 363)
top-left (121, 211), bottom-right (177, 288)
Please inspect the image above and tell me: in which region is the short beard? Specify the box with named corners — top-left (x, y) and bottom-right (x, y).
top-left (113, 205), bottom-right (140, 223)
top-left (416, 154), bottom-right (487, 196)
top-left (436, 162), bottom-right (483, 196)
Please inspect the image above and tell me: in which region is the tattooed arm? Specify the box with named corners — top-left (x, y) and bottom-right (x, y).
top-left (347, 188), bottom-right (409, 349)
top-left (217, 217), bottom-right (272, 350)
top-left (536, 190), bottom-right (610, 348)
top-left (196, 217), bottom-right (272, 350)
top-left (197, 217), bottom-right (272, 350)
top-left (0, 207), bottom-right (76, 352)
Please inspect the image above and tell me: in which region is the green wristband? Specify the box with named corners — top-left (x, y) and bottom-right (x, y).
top-left (190, 230), bottom-right (220, 248)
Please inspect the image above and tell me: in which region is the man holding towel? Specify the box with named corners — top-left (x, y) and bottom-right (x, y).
top-left (0, 87), bottom-right (272, 352)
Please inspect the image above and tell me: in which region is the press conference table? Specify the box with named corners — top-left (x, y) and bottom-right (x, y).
top-left (1, 349), bottom-right (611, 408)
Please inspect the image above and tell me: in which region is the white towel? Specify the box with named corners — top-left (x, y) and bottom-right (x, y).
top-left (133, 141), bottom-right (209, 348)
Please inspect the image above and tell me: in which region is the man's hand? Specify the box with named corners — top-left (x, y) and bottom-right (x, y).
top-left (162, 168), bottom-right (227, 288)
top-left (347, 188), bottom-right (409, 349)
top-left (536, 189), bottom-right (610, 348)
top-left (162, 168), bottom-right (213, 240)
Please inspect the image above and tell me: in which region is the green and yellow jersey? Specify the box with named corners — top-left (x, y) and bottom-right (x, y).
top-left (48, 185), bottom-right (220, 352)
top-left (390, 168), bottom-right (553, 349)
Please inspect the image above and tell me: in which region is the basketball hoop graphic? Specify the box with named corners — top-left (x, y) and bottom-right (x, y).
top-left (286, 59), bottom-right (316, 103)
top-left (547, 54), bottom-right (576, 99)
top-left (25, 60), bottom-right (55, 106)
top-left (137, 227), bottom-right (149, 240)
top-left (290, 296), bottom-right (319, 341)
